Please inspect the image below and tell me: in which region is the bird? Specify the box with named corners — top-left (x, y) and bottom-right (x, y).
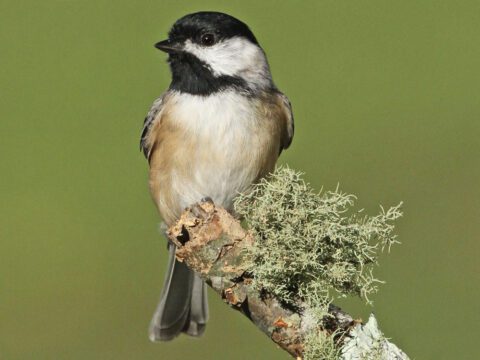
top-left (140, 11), bottom-right (294, 342)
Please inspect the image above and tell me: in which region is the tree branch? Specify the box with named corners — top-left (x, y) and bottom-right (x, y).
top-left (167, 201), bottom-right (409, 359)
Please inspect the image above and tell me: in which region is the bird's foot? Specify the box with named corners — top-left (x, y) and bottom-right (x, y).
top-left (190, 197), bottom-right (215, 219)
top-left (200, 196), bottom-right (214, 204)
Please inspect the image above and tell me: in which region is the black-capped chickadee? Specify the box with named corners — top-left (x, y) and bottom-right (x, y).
top-left (140, 11), bottom-right (294, 341)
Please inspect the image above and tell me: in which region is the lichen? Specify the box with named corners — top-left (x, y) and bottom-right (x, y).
top-left (303, 329), bottom-right (340, 360)
top-left (234, 166), bottom-right (403, 359)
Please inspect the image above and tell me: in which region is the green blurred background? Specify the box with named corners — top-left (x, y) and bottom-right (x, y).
top-left (1, 0), bottom-right (479, 359)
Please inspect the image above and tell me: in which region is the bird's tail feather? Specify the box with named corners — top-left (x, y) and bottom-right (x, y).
top-left (149, 243), bottom-right (208, 341)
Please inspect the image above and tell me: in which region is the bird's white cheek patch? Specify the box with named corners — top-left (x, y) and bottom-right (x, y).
top-left (183, 37), bottom-right (267, 79)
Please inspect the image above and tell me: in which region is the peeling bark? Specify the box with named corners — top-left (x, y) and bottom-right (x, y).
top-left (167, 201), bottom-right (409, 359)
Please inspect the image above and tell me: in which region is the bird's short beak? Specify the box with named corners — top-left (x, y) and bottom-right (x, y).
top-left (154, 39), bottom-right (183, 53)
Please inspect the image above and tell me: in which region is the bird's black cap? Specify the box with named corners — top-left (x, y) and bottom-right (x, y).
top-left (168, 11), bottom-right (258, 45)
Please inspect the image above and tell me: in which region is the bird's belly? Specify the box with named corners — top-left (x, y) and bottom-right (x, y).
top-left (149, 91), bottom-right (280, 225)
top-left (154, 133), bottom-right (275, 225)
top-left (172, 141), bottom-right (261, 211)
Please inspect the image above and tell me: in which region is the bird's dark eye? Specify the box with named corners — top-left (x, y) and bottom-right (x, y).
top-left (200, 33), bottom-right (215, 46)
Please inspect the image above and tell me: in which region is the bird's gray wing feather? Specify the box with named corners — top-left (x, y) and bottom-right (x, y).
top-left (277, 92), bottom-right (294, 150)
top-left (140, 95), bottom-right (165, 159)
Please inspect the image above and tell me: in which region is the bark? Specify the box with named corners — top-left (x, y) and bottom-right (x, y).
top-left (167, 201), bottom-right (409, 359)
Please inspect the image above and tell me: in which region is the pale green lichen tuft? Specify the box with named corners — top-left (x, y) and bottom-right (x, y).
top-left (303, 329), bottom-right (340, 360)
top-left (234, 166), bottom-right (403, 359)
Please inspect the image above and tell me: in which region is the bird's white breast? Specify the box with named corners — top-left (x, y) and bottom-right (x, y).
top-left (166, 90), bottom-right (271, 211)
